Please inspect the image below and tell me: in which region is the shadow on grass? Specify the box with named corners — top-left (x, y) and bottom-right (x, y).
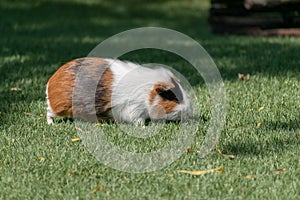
top-left (1, 0), bottom-right (299, 86)
top-left (0, 0), bottom-right (210, 87)
top-left (265, 120), bottom-right (300, 131)
top-left (226, 119), bottom-right (300, 156)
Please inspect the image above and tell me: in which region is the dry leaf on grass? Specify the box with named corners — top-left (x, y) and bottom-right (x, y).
top-left (177, 167), bottom-right (223, 176)
top-left (186, 148), bottom-right (200, 153)
top-left (10, 87), bottom-right (22, 91)
top-left (275, 168), bottom-right (286, 174)
top-left (245, 175), bottom-right (257, 179)
top-left (238, 73), bottom-right (250, 81)
top-left (67, 170), bottom-right (78, 176)
top-left (39, 157), bottom-right (45, 162)
top-left (217, 149), bottom-right (235, 159)
top-left (71, 138), bottom-right (81, 142)
top-left (257, 122), bottom-right (262, 127)
top-left (91, 185), bottom-right (105, 194)
top-left (258, 106), bottom-right (264, 111)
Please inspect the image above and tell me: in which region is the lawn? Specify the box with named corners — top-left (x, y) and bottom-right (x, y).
top-left (0, 0), bottom-right (299, 199)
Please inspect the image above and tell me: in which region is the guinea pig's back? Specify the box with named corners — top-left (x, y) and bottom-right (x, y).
top-left (46, 57), bottom-right (111, 119)
top-left (47, 58), bottom-right (80, 117)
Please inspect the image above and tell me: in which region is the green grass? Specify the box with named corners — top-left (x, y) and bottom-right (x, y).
top-left (1, 0), bottom-right (300, 199)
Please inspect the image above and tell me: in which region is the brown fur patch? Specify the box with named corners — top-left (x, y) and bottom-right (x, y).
top-left (156, 99), bottom-right (178, 114)
top-left (149, 82), bottom-right (175, 104)
top-left (149, 81), bottom-right (179, 117)
top-left (95, 65), bottom-right (113, 120)
top-left (151, 99), bottom-right (178, 118)
top-left (47, 58), bottom-right (80, 117)
top-left (47, 57), bottom-right (113, 120)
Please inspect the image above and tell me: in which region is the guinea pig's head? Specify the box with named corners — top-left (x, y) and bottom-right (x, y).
top-left (148, 72), bottom-right (192, 122)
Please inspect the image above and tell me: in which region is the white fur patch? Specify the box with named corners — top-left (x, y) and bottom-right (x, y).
top-left (104, 59), bottom-right (190, 123)
top-left (46, 83), bottom-right (56, 124)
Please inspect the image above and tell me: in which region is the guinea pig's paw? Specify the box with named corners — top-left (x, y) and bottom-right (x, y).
top-left (47, 116), bottom-right (54, 125)
top-left (133, 118), bottom-right (145, 127)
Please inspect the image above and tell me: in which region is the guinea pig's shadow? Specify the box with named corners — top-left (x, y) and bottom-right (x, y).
top-left (54, 115), bottom-right (207, 126)
top-left (144, 119), bottom-right (180, 126)
top-left (55, 118), bottom-right (182, 126)
top-left (144, 115), bottom-right (206, 126)
top-left (55, 117), bottom-right (74, 124)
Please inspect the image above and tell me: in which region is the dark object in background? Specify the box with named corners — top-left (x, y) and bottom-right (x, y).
top-left (209, 0), bottom-right (300, 36)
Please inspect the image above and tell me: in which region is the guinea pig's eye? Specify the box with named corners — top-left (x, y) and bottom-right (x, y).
top-left (159, 90), bottom-right (179, 102)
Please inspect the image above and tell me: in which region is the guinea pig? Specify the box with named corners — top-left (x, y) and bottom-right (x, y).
top-left (46, 57), bottom-right (192, 125)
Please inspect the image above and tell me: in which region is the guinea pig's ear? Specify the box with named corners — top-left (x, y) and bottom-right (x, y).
top-left (154, 82), bottom-right (175, 94)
